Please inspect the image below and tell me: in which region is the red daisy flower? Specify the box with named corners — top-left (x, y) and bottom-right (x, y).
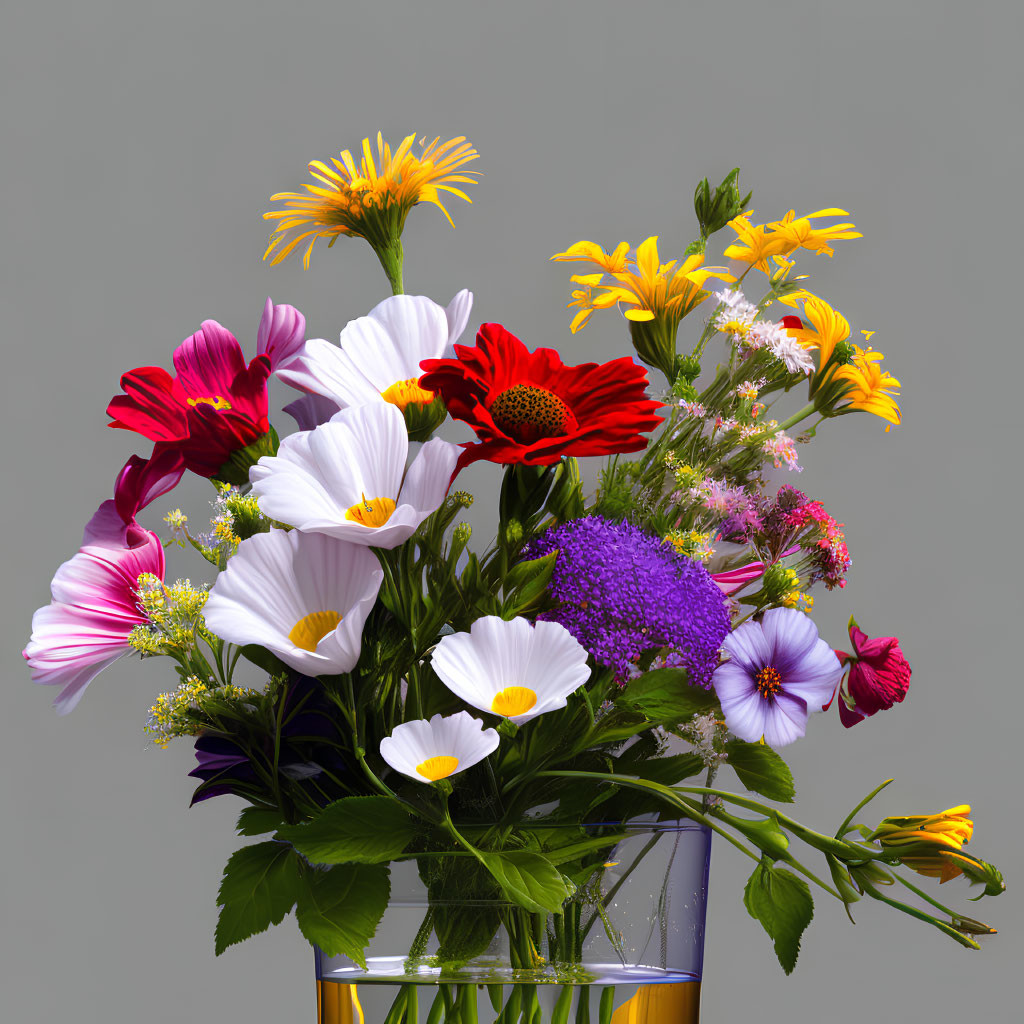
top-left (418, 323), bottom-right (663, 467)
top-left (107, 320), bottom-right (273, 481)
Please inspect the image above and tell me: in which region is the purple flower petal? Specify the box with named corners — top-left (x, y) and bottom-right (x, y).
top-left (762, 691), bottom-right (809, 747)
top-left (761, 607), bottom-right (819, 674)
top-left (722, 620), bottom-right (773, 675)
top-left (719, 687), bottom-right (769, 742)
top-left (781, 637), bottom-right (844, 704)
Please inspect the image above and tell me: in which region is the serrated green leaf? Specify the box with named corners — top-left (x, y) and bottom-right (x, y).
top-left (726, 740), bottom-right (795, 802)
top-left (236, 807), bottom-right (286, 836)
top-left (295, 863), bottom-right (390, 968)
top-left (215, 842), bottom-right (300, 955)
top-left (618, 668), bottom-right (720, 724)
top-left (276, 796), bottom-right (416, 865)
top-left (478, 850), bottom-right (569, 913)
top-left (743, 859), bottom-right (814, 974)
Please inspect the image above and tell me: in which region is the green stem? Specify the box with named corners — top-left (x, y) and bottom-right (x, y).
top-left (856, 876), bottom-right (981, 950)
top-left (775, 402), bottom-right (818, 433)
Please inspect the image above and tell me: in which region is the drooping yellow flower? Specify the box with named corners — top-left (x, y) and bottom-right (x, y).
top-left (263, 133), bottom-right (480, 284)
top-left (768, 208), bottom-right (862, 256)
top-left (723, 212), bottom-right (796, 272)
top-left (786, 296), bottom-right (851, 367)
top-left (724, 209), bottom-right (860, 273)
top-left (870, 806), bottom-right (973, 883)
top-left (834, 345), bottom-right (902, 426)
top-left (552, 236), bottom-right (733, 378)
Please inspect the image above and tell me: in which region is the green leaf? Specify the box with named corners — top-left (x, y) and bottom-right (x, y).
top-left (277, 796), bottom-right (416, 865)
top-left (620, 753), bottom-right (705, 786)
top-left (434, 903), bottom-right (502, 963)
top-left (236, 807), bottom-right (285, 836)
top-left (215, 842), bottom-right (300, 955)
top-left (726, 740), bottom-right (795, 802)
top-left (502, 552), bottom-right (558, 615)
top-left (295, 863), bottom-right (391, 968)
top-left (743, 859), bottom-right (814, 974)
top-left (618, 667), bottom-right (720, 724)
top-left (478, 850), bottom-right (569, 913)
top-left (239, 644), bottom-right (290, 677)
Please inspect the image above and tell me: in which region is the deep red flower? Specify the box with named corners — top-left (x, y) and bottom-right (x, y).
top-left (107, 320), bottom-right (272, 480)
top-left (418, 323), bottom-right (663, 467)
top-left (833, 617), bottom-right (911, 727)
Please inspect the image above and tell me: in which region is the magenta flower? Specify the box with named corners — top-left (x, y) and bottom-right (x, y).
top-left (712, 607), bottom-right (843, 746)
top-left (834, 618), bottom-right (911, 728)
top-left (23, 460), bottom-right (169, 713)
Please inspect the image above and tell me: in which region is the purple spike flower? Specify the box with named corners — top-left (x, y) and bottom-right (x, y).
top-left (712, 607), bottom-right (843, 746)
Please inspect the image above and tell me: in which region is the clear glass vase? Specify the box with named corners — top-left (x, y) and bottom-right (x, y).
top-left (315, 821), bottom-right (711, 1024)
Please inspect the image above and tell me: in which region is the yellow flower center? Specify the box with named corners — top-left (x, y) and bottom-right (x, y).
top-left (416, 755), bottom-right (459, 781)
top-left (288, 610), bottom-right (343, 652)
top-left (381, 378), bottom-right (436, 411)
top-left (187, 395), bottom-right (232, 410)
top-left (490, 686), bottom-right (538, 718)
top-left (345, 494), bottom-right (397, 528)
top-left (754, 666), bottom-right (783, 700)
top-left (489, 385), bottom-right (577, 445)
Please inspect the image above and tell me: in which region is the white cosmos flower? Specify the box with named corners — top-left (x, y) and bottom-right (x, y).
top-left (276, 290), bottom-right (472, 417)
top-left (250, 402), bottom-right (459, 549)
top-left (430, 616), bottom-right (591, 725)
top-left (379, 712), bottom-right (500, 783)
top-left (202, 529), bottom-right (382, 676)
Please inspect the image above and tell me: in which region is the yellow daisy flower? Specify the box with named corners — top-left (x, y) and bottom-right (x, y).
top-left (724, 208), bottom-right (860, 273)
top-left (834, 345), bottom-right (902, 426)
top-left (786, 295), bottom-right (851, 367)
top-left (551, 236), bottom-right (732, 379)
top-left (768, 207), bottom-right (862, 256)
top-left (263, 133), bottom-right (480, 290)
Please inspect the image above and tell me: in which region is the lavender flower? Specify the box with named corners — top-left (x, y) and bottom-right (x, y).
top-left (712, 607), bottom-right (843, 746)
top-left (524, 516), bottom-right (731, 686)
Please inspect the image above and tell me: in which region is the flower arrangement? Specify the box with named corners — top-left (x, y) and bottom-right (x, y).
top-left (25, 133), bottom-right (1004, 1021)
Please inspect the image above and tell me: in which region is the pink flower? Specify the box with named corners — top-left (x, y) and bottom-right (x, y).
top-left (711, 561), bottom-right (765, 596)
top-left (834, 617), bottom-right (911, 727)
top-left (23, 457), bottom-right (171, 713)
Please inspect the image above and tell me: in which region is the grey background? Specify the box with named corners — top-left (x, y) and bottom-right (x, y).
top-left (2, 0), bottom-right (1021, 1020)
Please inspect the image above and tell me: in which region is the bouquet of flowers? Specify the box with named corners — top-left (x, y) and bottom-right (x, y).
top-left (24, 132), bottom-right (1004, 1023)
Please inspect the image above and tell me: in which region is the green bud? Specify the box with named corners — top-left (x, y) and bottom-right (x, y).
top-left (215, 427), bottom-right (279, 487)
top-left (505, 519), bottom-right (524, 545)
top-left (761, 563), bottom-right (800, 603)
top-left (832, 339), bottom-right (855, 365)
top-left (403, 394), bottom-right (448, 442)
top-left (693, 168), bottom-right (752, 239)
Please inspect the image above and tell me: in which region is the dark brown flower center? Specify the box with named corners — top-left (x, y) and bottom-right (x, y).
top-left (754, 665), bottom-right (783, 700)
top-left (489, 384), bottom-right (576, 444)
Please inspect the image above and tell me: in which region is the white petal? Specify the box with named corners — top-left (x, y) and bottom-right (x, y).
top-left (358, 295), bottom-right (450, 388)
top-left (399, 437), bottom-right (460, 515)
top-left (251, 404), bottom-right (409, 541)
top-left (444, 289), bottom-right (474, 348)
top-left (430, 616), bottom-right (590, 724)
top-left (379, 712), bottom-right (498, 782)
top-left (203, 529), bottom-right (383, 676)
top-left (275, 337), bottom-right (381, 409)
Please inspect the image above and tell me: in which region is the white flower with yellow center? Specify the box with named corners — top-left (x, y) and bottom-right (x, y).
top-left (379, 712), bottom-right (500, 783)
top-left (276, 291), bottom-right (472, 417)
top-left (430, 616), bottom-right (591, 725)
top-left (250, 402), bottom-right (460, 549)
top-left (202, 529), bottom-right (382, 676)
